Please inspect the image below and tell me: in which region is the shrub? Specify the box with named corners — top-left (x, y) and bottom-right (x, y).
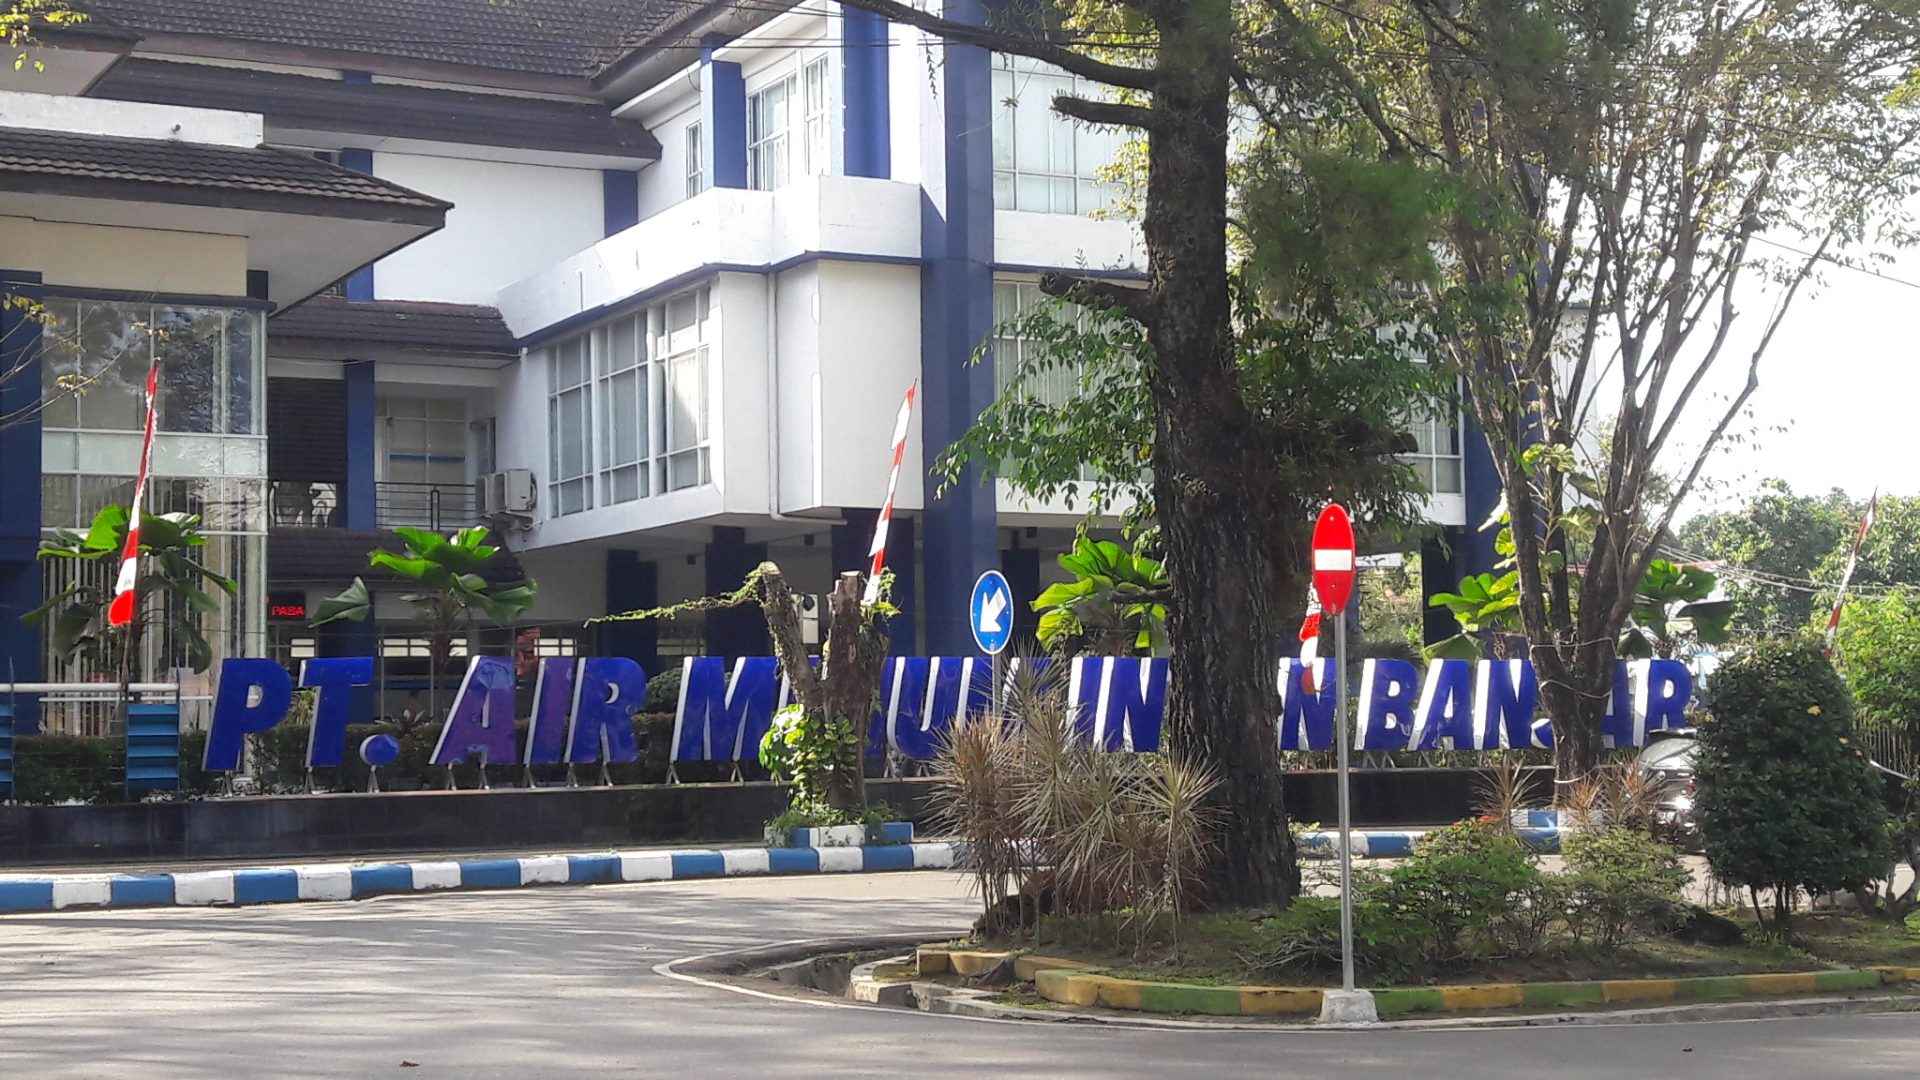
top-left (1560, 827), bottom-right (1689, 949)
top-left (13, 734), bottom-right (120, 804)
top-left (1694, 638), bottom-right (1889, 928)
top-left (644, 667), bottom-right (683, 714)
top-left (1372, 818), bottom-right (1539, 964)
top-left (1244, 895), bottom-right (1433, 985)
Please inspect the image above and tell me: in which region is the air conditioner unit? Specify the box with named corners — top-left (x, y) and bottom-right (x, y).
top-left (474, 474), bottom-right (501, 516)
top-left (501, 468), bottom-right (537, 514)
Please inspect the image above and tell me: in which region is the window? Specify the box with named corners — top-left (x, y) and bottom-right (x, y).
top-left (541, 286), bottom-right (712, 516)
top-left (802, 56), bottom-right (830, 176)
top-left (685, 121), bottom-right (704, 198)
top-left (993, 279), bottom-right (1099, 481)
top-left (377, 397), bottom-right (468, 528)
top-left (40, 298), bottom-right (262, 436)
top-left (748, 76), bottom-right (794, 191)
top-left (548, 335), bottom-right (594, 516)
top-left (1404, 387), bottom-right (1465, 495)
top-left (596, 314), bottom-right (647, 505)
top-left (991, 54), bottom-right (1130, 215)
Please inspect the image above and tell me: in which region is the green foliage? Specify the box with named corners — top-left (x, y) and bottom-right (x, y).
top-left (12, 733), bottom-right (119, 803)
top-left (1560, 827), bottom-right (1690, 949)
top-left (1, 0), bottom-right (83, 74)
top-left (1619, 560), bottom-right (1736, 661)
top-left (1678, 481), bottom-right (1859, 634)
top-left (1425, 570), bottom-right (1521, 660)
top-left (1247, 895), bottom-right (1434, 985)
top-left (765, 800), bottom-right (896, 846)
top-left (644, 667), bottom-right (683, 713)
top-left (758, 703), bottom-right (864, 812)
top-left (26, 505), bottom-right (237, 675)
top-left (1833, 588), bottom-right (1920, 740)
top-left (313, 526), bottom-right (535, 671)
top-left (1694, 639), bottom-right (1890, 927)
top-left (1033, 537), bottom-right (1168, 655)
top-left (1371, 818), bottom-right (1540, 964)
top-left (933, 273), bottom-right (1444, 550)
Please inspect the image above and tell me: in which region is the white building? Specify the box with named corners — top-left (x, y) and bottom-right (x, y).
top-left (2, 0), bottom-right (1497, 709)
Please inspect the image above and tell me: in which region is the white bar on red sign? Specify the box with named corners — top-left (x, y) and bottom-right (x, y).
top-left (1313, 549), bottom-right (1355, 572)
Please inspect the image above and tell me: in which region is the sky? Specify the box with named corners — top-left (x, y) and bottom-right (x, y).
top-left (1675, 219), bottom-right (1920, 517)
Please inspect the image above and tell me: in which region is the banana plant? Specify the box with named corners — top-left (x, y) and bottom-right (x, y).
top-left (313, 527), bottom-right (536, 696)
top-left (1424, 570), bottom-right (1522, 660)
top-left (1619, 559), bottom-right (1734, 660)
top-left (1033, 537), bottom-right (1169, 656)
top-left (26, 504), bottom-right (236, 676)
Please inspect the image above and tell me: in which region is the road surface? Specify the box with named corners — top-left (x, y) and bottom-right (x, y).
top-left (0, 872), bottom-right (1914, 1077)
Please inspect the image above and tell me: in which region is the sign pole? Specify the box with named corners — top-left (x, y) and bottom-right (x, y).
top-left (1334, 610), bottom-right (1354, 994)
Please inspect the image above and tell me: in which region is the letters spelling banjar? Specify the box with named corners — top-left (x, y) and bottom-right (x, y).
top-left (202, 655), bottom-right (1693, 772)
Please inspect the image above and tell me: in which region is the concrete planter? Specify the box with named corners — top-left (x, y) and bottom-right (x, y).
top-left (768, 822), bottom-right (914, 849)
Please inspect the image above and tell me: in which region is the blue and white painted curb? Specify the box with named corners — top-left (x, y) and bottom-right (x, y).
top-left (1297, 826), bottom-right (1564, 859)
top-left (0, 841), bottom-right (963, 915)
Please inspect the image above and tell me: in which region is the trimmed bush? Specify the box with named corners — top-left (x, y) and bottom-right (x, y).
top-left (1560, 827), bottom-right (1689, 948)
top-left (1372, 818), bottom-right (1539, 964)
top-left (13, 734), bottom-right (120, 804)
top-left (1694, 638), bottom-right (1889, 927)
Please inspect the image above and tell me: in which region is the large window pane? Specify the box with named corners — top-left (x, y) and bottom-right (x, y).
top-left (991, 54), bottom-right (1126, 216)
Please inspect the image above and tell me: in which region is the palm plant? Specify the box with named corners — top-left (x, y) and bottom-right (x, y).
top-left (1619, 560), bottom-right (1735, 660)
top-left (312, 526), bottom-right (536, 716)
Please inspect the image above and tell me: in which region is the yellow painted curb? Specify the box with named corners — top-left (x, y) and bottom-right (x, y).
top-left (1872, 965), bottom-right (1920, 984)
top-left (1744, 972), bottom-right (1819, 996)
top-left (1013, 955), bottom-right (1083, 982)
top-left (1239, 987), bottom-right (1324, 1015)
top-left (915, 947), bottom-right (951, 976)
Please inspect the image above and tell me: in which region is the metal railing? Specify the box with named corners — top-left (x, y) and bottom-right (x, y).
top-left (268, 480), bottom-right (342, 528)
top-left (376, 481), bottom-right (477, 532)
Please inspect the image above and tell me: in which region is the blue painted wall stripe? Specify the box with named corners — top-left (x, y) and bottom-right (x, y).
top-left (567, 855), bottom-right (622, 884)
top-left (232, 869), bottom-right (300, 905)
top-left (109, 875), bottom-right (174, 907)
top-left (342, 360), bottom-right (376, 531)
top-left (350, 864), bottom-right (413, 897)
top-left (459, 859), bottom-right (523, 889)
top-left (670, 851), bottom-right (726, 879)
top-left (0, 881), bottom-right (52, 912)
top-left (767, 847), bottom-right (820, 874)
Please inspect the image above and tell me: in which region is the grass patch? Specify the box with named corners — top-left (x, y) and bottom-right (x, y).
top-left (979, 907), bottom-right (1920, 989)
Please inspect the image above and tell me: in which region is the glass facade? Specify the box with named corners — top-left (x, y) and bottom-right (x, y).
top-left (992, 55), bottom-right (1130, 215)
top-left (36, 297), bottom-right (268, 734)
top-left (544, 286), bottom-right (712, 517)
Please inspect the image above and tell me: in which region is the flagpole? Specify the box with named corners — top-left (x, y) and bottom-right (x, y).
top-left (1825, 490), bottom-right (1877, 653)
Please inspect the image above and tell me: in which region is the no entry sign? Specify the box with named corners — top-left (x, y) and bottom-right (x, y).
top-left (1312, 504), bottom-right (1356, 615)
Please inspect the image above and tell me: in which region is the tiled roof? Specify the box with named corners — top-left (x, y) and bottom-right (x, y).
top-left (0, 125), bottom-right (448, 220)
top-left (76, 0), bottom-right (709, 79)
top-left (91, 59), bottom-right (660, 159)
top-left (271, 297), bottom-right (519, 357)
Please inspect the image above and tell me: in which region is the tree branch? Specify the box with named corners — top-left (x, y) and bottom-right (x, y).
top-left (1050, 92), bottom-right (1157, 130)
top-left (1039, 271), bottom-right (1154, 325)
top-left (832, 0), bottom-right (1159, 92)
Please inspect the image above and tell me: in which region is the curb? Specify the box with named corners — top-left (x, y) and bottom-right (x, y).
top-left (1297, 826), bottom-right (1564, 859)
top-left (0, 841), bottom-right (962, 915)
top-left (917, 947), bottom-right (1920, 1019)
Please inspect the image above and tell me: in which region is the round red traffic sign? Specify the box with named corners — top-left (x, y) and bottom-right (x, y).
top-left (1312, 504), bottom-right (1357, 615)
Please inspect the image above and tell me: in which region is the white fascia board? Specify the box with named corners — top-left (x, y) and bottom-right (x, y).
top-left (0, 89), bottom-right (262, 147)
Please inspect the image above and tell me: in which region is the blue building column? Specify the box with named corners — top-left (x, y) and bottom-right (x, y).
top-left (839, 7), bottom-right (891, 179)
top-left (603, 170), bottom-right (640, 236)
top-left (601, 550), bottom-right (659, 677)
top-left (833, 508), bottom-right (917, 655)
top-left (0, 270), bottom-right (43, 730)
top-left (705, 526), bottom-right (768, 657)
top-left (700, 38), bottom-right (747, 190)
top-left (343, 359), bottom-right (377, 532)
top-left (338, 146), bottom-right (376, 301)
top-left (919, 0), bottom-right (999, 655)
top-left (1458, 407), bottom-right (1504, 578)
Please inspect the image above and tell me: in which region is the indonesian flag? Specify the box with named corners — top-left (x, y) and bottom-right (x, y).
top-left (862, 381), bottom-right (916, 607)
top-left (106, 356), bottom-right (161, 628)
top-left (1298, 597), bottom-right (1323, 693)
top-left (1825, 490), bottom-right (1877, 650)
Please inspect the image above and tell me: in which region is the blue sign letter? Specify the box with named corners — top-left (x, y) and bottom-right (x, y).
top-left (205, 658), bottom-right (292, 771)
top-left (525, 658), bottom-right (576, 766)
top-left (1357, 659), bottom-right (1418, 751)
top-left (431, 656), bottom-right (518, 766)
top-left (568, 657), bottom-right (646, 764)
top-left (301, 656), bottom-right (373, 768)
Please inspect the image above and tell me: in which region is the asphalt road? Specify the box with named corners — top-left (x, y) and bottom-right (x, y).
top-left (0, 872), bottom-right (1915, 1078)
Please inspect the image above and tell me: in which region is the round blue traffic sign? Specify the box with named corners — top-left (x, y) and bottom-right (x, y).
top-left (970, 570), bottom-right (1015, 655)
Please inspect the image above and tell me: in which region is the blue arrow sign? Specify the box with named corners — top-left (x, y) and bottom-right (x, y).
top-left (970, 570), bottom-right (1015, 656)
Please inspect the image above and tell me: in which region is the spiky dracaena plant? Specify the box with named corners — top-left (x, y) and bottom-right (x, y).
top-left (927, 711), bottom-right (1023, 935)
top-left (1132, 753), bottom-right (1223, 958)
top-left (1472, 752), bottom-right (1542, 833)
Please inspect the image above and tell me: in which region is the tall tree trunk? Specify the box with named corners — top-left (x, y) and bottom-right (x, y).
top-left (1145, 1), bottom-right (1298, 907)
top-left (758, 565), bottom-right (880, 811)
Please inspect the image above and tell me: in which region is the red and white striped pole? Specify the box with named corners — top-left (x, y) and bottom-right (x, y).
top-left (863, 381), bottom-right (916, 607)
top-left (106, 355), bottom-right (161, 628)
top-left (1825, 489), bottom-right (1878, 652)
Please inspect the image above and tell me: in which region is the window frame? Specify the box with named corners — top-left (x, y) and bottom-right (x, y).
top-left (802, 54), bottom-right (831, 176)
top-left (684, 120), bottom-right (704, 198)
top-left (747, 74), bottom-right (796, 191)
